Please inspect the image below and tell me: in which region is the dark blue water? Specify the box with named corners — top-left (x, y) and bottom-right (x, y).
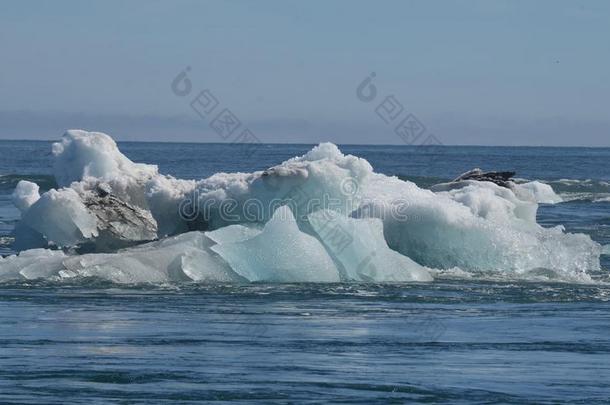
top-left (1, 141), bottom-right (609, 403)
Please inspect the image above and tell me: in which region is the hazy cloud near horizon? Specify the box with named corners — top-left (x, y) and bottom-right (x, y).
top-left (2, 111), bottom-right (610, 147)
top-left (1, 0), bottom-right (609, 146)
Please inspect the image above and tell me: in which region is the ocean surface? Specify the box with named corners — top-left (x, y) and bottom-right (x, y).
top-left (1, 140), bottom-right (609, 403)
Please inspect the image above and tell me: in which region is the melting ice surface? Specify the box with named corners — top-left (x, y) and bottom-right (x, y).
top-left (0, 130), bottom-right (604, 284)
top-left (210, 206), bottom-right (340, 282)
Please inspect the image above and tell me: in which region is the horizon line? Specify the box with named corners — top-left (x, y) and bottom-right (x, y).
top-left (1, 137), bottom-right (609, 149)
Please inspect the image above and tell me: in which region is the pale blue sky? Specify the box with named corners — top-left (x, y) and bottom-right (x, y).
top-left (1, 0), bottom-right (609, 145)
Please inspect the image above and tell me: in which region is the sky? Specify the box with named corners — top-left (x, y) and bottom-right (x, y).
top-left (1, 0), bottom-right (609, 146)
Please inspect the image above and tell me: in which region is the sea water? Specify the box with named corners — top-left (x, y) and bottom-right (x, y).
top-left (1, 141), bottom-right (609, 403)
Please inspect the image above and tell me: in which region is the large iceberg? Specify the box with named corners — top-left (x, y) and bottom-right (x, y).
top-left (0, 130), bottom-right (603, 284)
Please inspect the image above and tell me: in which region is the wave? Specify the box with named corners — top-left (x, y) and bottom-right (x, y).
top-left (0, 174), bottom-right (57, 192)
top-left (545, 178), bottom-right (610, 193)
top-left (541, 179), bottom-right (610, 203)
top-left (431, 267), bottom-right (610, 285)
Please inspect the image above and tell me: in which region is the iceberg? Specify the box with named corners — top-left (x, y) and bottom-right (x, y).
top-left (62, 232), bottom-right (242, 283)
top-left (52, 129), bottom-right (157, 206)
top-left (358, 173), bottom-right (600, 280)
top-left (20, 187), bottom-right (98, 248)
top-left (431, 168), bottom-right (563, 205)
top-left (13, 130), bottom-right (158, 251)
top-left (0, 249), bottom-right (67, 282)
top-left (12, 180), bottom-right (40, 213)
top-left (308, 209), bottom-right (432, 282)
top-left (513, 181), bottom-right (563, 204)
top-left (205, 224), bottom-right (262, 245)
top-left (15, 184), bottom-right (158, 251)
top-left (0, 129), bottom-right (603, 284)
top-left (145, 142), bottom-right (371, 236)
top-left (1, 232), bottom-right (243, 284)
top-left (211, 206), bottom-right (340, 282)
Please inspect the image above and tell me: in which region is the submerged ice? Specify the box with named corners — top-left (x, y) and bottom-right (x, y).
top-left (0, 130), bottom-right (603, 284)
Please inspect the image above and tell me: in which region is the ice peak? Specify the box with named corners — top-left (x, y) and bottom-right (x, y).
top-left (52, 129), bottom-right (158, 187)
top-left (302, 142), bottom-right (344, 161)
